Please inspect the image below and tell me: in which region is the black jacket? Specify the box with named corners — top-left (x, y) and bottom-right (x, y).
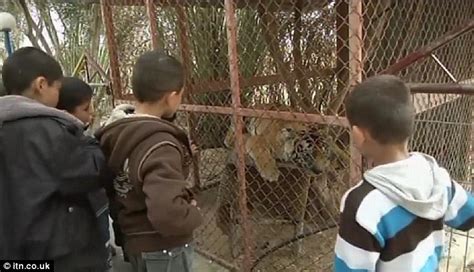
top-left (0, 96), bottom-right (107, 270)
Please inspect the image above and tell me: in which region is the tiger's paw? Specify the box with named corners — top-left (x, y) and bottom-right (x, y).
top-left (257, 165), bottom-right (280, 182)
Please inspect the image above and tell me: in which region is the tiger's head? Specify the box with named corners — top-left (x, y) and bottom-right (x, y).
top-left (280, 126), bottom-right (338, 175)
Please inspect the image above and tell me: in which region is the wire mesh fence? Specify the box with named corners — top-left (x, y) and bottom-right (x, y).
top-left (100, 0), bottom-right (474, 271)
top-left (410, 93), bottom-right (474, 272)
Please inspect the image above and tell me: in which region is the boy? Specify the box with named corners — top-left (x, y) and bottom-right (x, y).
top-left (334, 75), bottom-right (474, 271)
top-left (57, 76), bottom-right (95, 126)
top-left (96, 50), bottom-right (203, 272)
top-left (57, 76), bottom-right (113, 269)
top-left (0, 47), bottom-right (108, 270)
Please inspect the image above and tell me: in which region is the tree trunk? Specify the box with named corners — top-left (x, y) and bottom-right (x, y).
top-left (89, 4), bottom-right (103, 58)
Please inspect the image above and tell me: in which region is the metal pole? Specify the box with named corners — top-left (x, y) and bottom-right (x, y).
top-left (145, 0), bottom-right (159, 49)
top-left (4, 30), bottom-right (13, 55)
top-left (408, 83), bottom-right (474, 95)
top-left (224, 0), bottom-right (253, 271)
top-left (100, 0), bottom-right (123, 100)
top-left (348, 0), bottom-right (363, 184)
top-left (348, 0), bottom-right (362, 86)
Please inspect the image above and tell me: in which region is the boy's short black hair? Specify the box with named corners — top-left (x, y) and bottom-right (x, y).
top-left (132, 50), bottom-right (184, 102)
top-left (57, 77), bottom-right (93, 112)
top-left (2, 47), bottom-right (63, 95)
top-left (345, 75), bottom-right (415, 144)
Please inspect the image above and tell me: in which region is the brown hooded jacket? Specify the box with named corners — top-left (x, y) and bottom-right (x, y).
top-left (95, 106), bottom-right (202, 254)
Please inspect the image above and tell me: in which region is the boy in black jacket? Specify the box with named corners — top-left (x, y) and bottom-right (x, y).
top-left (0, 47), bottom-right (108, 271)
top-left (57, 76), bottom-right (114, 269)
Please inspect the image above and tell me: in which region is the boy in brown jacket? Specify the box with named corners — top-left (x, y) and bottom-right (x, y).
top-left (96, 50), bottom-right (202, 272)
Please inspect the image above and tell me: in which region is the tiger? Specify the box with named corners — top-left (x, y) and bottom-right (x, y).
top-left (224, 117), bottom-right (341, 182)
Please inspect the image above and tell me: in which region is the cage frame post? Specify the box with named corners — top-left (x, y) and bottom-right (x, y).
top-left (145, 0), bottom-right (159, 49)
top-left (100, 0), bottom-right (122, 101)
top-left (224, 0), bottom-right (254, 271)
top-left (347, 0), bottom-right (363, 184)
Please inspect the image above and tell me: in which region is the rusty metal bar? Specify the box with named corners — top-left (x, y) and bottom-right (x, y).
top-left (348, 0), bottom-right (363, 185)
top-left (224, 0), bottom-right (253, 271)
top-left (145, 0), bottom-right (159, 49)
top-left (380, 19), bottom-right (474, 75)
top-left (350, 145), bottom-right (363, 183)
top-left (179, 104), bottom-right (349, 127)
top-left (328, 0), bottom-right (363, 115)
top-left (335, 0), bottom-right (349, 113)
top-left (100, 0), bottom-right (123, 100)
top-left (409, 83), bottom-right (474, 95)
top-left (348, 0), bottom-right (363, 87)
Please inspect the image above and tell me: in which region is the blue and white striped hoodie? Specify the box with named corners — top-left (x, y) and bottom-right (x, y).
top-left (334, 152), bottom-right (474, 272)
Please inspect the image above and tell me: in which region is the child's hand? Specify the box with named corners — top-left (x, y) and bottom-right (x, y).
top-left (190, 140), bottom-right (199, 156)
top-left (190, 199), bottom-right (200, 210)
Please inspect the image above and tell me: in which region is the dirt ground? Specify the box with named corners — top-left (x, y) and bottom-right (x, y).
top-left (192, 148), bottom-right (342, 271)
top-left (195, 185), bottom-right (338, 272)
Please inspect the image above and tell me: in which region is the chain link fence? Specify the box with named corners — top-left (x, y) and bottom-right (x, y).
top-left (100, 0), bottom-right (474, 271)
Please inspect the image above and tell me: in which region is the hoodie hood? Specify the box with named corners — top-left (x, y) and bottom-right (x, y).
top-left (364, 152), bottom-right (451, 220)
top-left (0, 95), bottom-right (83, 128)
top-left (95, 104), bottom-right (191, 172)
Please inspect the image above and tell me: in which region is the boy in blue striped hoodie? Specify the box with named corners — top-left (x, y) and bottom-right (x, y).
top-left (334, 75), bottom-right (474, 271)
